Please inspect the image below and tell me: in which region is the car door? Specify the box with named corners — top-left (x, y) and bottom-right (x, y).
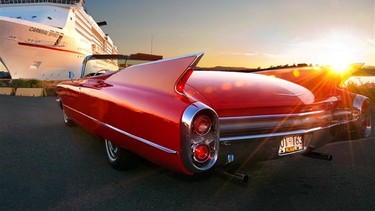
top-left (76, 77), bottom-right (111, 134)
top-left (59, 78), bottom-right (84, 124)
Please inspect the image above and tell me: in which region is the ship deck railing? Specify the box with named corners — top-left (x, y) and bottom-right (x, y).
top-left (0, 0), bottom-right (82, 5)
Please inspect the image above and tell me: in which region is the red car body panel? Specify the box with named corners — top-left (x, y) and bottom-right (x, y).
top-left (57, 53), bottom-right (371, 175)
top-left (257, 65), bottom-right (361, 102)
top-left (185, 71), bottom-right (315, 117)
top-left (58, 55), bottom-right (203, 174)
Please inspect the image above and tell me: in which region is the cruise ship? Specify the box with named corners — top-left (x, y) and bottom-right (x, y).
top-left (0, 0), bottom-right (118, 80)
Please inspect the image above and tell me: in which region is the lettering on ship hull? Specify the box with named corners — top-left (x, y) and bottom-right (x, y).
top-left (29, 27), bottom-right (63, 38)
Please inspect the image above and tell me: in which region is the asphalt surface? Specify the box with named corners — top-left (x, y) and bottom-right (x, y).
top-left (0, 96), bottom-right (374, 210)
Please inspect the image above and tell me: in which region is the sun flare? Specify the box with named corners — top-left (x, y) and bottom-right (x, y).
top-left (304, 32), bottom-right (365, 72)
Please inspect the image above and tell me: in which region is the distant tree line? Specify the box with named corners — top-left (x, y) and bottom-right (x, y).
top-left (262, 63), bottom-right (313, 70)
top-left (199, 64), bottom-right (375, 74)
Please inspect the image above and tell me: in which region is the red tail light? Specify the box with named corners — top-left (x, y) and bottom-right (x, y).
top-left (181, 103), bottom-right (219, 172)
top-left (193, 144), bottom-right (210, 163)
top-left (193, 115), bottom-right (211, 136)
top-left (176, 68), bottom-right (194, 94)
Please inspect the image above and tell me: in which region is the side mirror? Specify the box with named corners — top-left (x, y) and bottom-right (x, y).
top-left (68, 71), bottom-right (75, 81)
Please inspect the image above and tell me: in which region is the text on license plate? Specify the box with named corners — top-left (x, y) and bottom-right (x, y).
top-left (278, 135), bottom-right (304, 155)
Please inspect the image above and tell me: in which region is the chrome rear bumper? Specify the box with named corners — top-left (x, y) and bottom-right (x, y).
top-left (219, 109), bottom-right (354, 142)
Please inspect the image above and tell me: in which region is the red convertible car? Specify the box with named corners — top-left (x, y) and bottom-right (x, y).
top-left (56, 53), bottom-right (371, 178)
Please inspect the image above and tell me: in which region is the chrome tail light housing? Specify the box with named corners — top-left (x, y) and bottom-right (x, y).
top-left (352, 95), bottom-right (372, 138)
top-left (181, 102), bottom-right (219, 173)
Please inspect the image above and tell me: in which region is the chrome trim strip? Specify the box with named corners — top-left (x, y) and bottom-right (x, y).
top-left (102, 123), bottom-right (177, 154)
top-left (274, 92), bottom-right (304, 97)
top-left (64, 105), bottom-right (177, 154)
top-left (219, 110), bottom-right (338, 132)
top-left (220, 120), bottom-right (353, 142)
top-left (220, 110), bottom-right (325, 121)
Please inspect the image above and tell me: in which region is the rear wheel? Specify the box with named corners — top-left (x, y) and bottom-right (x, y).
top-left (105, 139), bottom-right (140, 170)
top-left (354, 103), bottom-right (372, 139)
top-left (332, 103), bottom-right (372, 140)
top-left (62, 106), bottom-right (74, 127)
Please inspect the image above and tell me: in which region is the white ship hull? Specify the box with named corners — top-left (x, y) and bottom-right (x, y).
top-left (0, 0), bottom-right (118, 80)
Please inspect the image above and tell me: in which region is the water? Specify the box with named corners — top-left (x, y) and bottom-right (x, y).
top-left (344, 76), bottom-right (375, 86)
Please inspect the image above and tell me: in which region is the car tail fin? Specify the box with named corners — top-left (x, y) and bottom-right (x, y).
top-left (330, 63), bottom-right (365, 86)
top-left (107, 52), bottom-right (203, 95)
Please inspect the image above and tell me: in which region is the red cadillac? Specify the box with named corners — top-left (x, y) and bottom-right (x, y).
top-left (56, 53), bottom-right (371, 179)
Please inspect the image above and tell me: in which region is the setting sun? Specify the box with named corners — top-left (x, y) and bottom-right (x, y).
top-left (325, 46), bottom-right (357, 72)
top-left (317, 33), bottom-right (363, 72)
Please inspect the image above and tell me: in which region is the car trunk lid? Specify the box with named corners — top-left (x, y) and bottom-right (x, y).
top-left (185, 71), bottom-right (316, 117)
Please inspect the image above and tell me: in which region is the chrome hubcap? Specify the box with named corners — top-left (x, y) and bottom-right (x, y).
top-left (361, 108), bottom-right (371, 138)
top-left (62, 109), bottom-right (69, 123)
top-left (105, 139), bottom-right (119, 162)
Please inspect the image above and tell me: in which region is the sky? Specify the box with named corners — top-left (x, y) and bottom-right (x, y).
top-left (84, 0), bottom-right (375, 68)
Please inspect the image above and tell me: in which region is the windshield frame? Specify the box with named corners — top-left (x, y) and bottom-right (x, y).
top-left (80, 54), bottom-right (163, 79)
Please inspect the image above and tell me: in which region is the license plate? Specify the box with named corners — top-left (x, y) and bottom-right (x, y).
top-left (278, 135), bottom-right (304, 155)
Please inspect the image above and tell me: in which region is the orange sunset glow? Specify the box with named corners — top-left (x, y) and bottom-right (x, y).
top-left (85, 0), bottom-right (375, 68)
